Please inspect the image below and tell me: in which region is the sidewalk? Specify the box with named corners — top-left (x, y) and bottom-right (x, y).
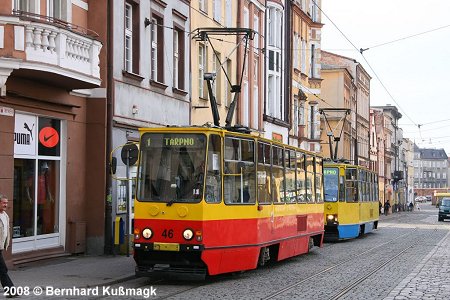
top-left (9, 254), bottom-right (136, 290)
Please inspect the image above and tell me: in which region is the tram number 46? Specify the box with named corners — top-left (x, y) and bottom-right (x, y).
top-left (162, 229), bottom-right (174, 238)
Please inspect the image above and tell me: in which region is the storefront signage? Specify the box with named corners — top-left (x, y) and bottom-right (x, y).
top-left (39, 127), bottom-right (60, 148)
top-left (14, 113), bottom-right (37, 156)
top-left (0, 106), bottom-right (14, 116)
top-left (38, 117), bottom-right (61, 156)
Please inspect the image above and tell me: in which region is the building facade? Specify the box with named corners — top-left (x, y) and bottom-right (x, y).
top-left (190, 0), bottom-right (238, 127)
top-left (414, 147), bottom-right (449, 199)
top-left (372, 105), bottom-right (402, 211)
top-left (319, 62), bottom-right (355, 161)
top-left (321, 51), bottom-right (370, 166)
top-left (236, 0), bottom-right (265, 133)
top-left (0, 0), bottom-right (106, 264)
top-left (109, 0), bottom-right (191, 251)
top-left (290, 0), bottom-right (323, 151)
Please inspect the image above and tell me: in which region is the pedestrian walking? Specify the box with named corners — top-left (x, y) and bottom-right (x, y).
top-left (384, 200), bottom-right (391, 216)
top-left (0, 194), bottom-right (17, 298)
top-left (416, 202), bottom-right (420, 211)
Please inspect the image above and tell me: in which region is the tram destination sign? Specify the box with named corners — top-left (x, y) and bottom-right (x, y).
top-left (324, 168), bottom-right (338, 175)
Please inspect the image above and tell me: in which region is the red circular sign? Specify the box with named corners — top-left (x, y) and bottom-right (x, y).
top-left (39, 127), bottom-right (59, 148)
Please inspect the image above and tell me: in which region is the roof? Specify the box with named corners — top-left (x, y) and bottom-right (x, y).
top-left (418, 148), bottom-right (448, 160)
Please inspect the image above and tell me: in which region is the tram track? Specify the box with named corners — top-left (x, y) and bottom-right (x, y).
top-left (262, 229), bottom-right (419, 300)
top-left (95, 225), bottom-right (436, 300)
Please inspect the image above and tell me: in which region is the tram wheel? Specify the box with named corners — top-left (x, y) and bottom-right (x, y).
top-left (258, 247), bottom-right (270, 266)
top-left (308, 237), bottom-right (314, 251)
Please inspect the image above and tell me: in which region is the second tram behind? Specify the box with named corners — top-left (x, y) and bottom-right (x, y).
top-left (133, 126), bottom-right (325, 278)
top-left (323, 161), bottom-right (379, 240)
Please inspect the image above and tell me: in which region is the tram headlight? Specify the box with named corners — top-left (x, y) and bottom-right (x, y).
top-left (183, 229), bottom-right (194, 241)
top-left (327, 214), bottom-right (338, 223)
top-left (142, 228), bottom-right (153, 239)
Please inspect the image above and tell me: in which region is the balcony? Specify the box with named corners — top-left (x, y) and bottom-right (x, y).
top-left (0, 12), bottom-right (102, 89)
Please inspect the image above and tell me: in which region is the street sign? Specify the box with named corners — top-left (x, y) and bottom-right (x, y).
top-left (120, 143), bottom-right (139, 165)
top-left (0, 106), bottom-right (14, 116)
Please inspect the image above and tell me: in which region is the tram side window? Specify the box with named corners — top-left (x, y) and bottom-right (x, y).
top-left (257, 142), bottom-right (272, 203)
top-left (305, 154), bottom-right (315, 202)
top-left (205, 135), bottom-right (222, 203)
top-left (339, 174), bottom-right (345, 202)
top-left (284, 150), bottom-right (296, 203)
top-left (345, 168), bottom-right (358, 202)
top-left (360, 170), bottom-right (367, 202)
top-left (272, 146), bottom-right (284, 203)
top-left (296, 152), bottom-right (306, 203)
top-left (374, 174), bottom-right (379, 202)
top-left (224, 137), bottom-right (256, 204)
top-left (315, 157), bottom-right (323, 203)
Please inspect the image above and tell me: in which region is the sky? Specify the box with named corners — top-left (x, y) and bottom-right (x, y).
top-left (320, 0), bottom-right (450, 153)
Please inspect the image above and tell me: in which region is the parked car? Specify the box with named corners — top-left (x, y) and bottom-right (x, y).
top-left (438, 197), bottom-right (450, 221)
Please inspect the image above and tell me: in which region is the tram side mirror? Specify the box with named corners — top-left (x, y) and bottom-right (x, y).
top-left (111, 157), bottom-right (117, 175)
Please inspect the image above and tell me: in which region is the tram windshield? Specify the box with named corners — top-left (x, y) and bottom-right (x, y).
top-left (324, 168), bottom-right (338, 202)
top-left (137, 133), bottom-right (206, 203)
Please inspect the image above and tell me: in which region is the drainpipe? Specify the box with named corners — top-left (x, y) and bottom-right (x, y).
top-left (104, 0), bottom-right (114, 255)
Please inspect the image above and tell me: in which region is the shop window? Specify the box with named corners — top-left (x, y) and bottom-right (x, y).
top-left (13, 114), bottom-right (62, 242)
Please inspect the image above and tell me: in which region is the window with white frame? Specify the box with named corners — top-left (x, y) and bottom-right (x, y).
top-left (198, 44), bottom-right (206, 99)
top-left (253, 15), bottom-right (259, 52)
top-left (199, 0), bottom-right (207, 13)
top-left (173, 30), bottom-right (179, 88)
top-left (243, 7), bottom-right (249, 28)
top-left (225, 58), bottom-right (232, 106)
top-left (242, 81), bottom-right (249, 126)
top-left (124, 1), bottom-right (140, 74)
top-left (14, 0), bottom-right (33, 13)
top-left (266, 4), bottom-right (284, 120)
top-left (299, 99), bottom-right (305, 125)
top-left (124, 3), bottom-right (133, 72)
top-left (252, 85), bottom-right (258, 129)
top-left (151, 17), bottom-right (158, 80)
top-left (213, 0), bottom-right (222, 23)
top-left (213, 52), bottom-right (222, 104)
top-left (225, 0), bottom-right (232, 27)
top-left (151, 15), bottom-right (164, 82)
top-left (293, 97), bottom-right (299, 132)
top-left (47, 0), bottom-right (69, 21)
top-left (253, 57), bottom-right (258, 83)
top-left (293, 33), bottom-right (300, 69)
top-left (310, 43), bottom-right (316, 78)
top-left (301, 39), bottom-right (306, 73)
top-left (310, 0), bottom-right (318, 21)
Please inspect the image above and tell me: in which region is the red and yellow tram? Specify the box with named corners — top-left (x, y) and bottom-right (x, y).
top-left (133, 126), bottom-right (324, 278)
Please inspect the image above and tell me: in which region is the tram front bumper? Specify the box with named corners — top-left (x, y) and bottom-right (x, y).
top-left (133, 243), bottom-right (207, 279)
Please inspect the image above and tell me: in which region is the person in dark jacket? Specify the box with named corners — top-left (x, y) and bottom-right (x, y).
top-left (384, 200), bottom-right (391, 216)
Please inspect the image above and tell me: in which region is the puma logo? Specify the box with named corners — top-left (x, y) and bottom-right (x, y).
top-left (24, 123), bottom-right (34, 140)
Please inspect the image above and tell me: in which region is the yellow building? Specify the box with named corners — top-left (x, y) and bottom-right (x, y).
top-left (190, 0), bottom-right (239, 127)
top-left (319, 64), bottom-right (355, 161)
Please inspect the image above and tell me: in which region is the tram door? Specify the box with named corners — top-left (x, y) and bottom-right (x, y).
top-left (359, 170), bottom-right (366, 222)
top-left (257, 142), bottom-right (274, 233)
top-left (345, 168), bottom-right (359, 224)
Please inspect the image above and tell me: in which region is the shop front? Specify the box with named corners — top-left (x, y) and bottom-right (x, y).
top-left (12, 113), bottom-right (65, 253)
